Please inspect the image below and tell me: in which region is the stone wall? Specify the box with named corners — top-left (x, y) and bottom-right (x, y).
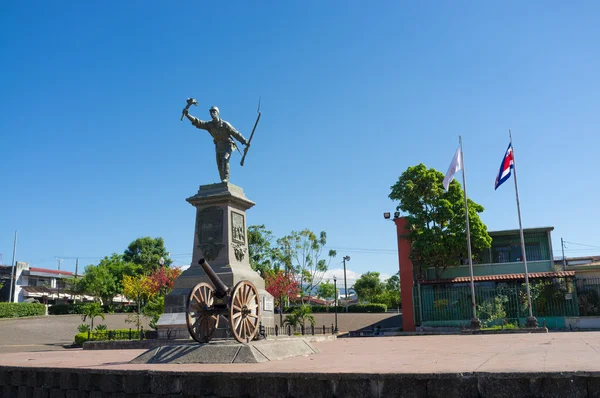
top-left (2, 366), bottom-right (600, 397)
top-left (311, 312), bottom-right (401, 332)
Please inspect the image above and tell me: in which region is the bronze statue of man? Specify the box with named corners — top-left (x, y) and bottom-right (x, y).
top-left (183, 105), bottom-right (249, 183)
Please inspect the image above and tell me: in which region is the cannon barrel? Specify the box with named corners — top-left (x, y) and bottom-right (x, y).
top-left (198, 258), bottom-right (229, 298)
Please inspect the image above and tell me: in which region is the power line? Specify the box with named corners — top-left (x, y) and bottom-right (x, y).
top-left (326, 246), bottom-right (397, 254)
top-left (563, 241), bottom-right (600, 249)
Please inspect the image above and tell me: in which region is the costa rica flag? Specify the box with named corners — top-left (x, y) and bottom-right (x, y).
top-left (494, 143), bottom-right (514, 190)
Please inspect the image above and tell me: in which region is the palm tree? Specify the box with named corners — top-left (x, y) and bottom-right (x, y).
top-left (283, 305), bottom-right (316, 329)
top-left (81, 303), bottom-right (105, 330)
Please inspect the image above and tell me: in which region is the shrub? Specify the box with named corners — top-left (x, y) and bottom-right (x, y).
top-left (77, 324), bottom-right (90, 333)
top-left (49, 303), bottom-right (136, 315)
top-left (95, 324), bottom-right (107, 331)
top-left (284, 303), bottom-right (387, 313)
top-left (48, 303), bottom-right (89, 315)
top-left (347, 304), bottom-right (387, 313)
top-left (477, 296), bottom-right (508, 327)
top-left (286, 305), bottom-right (330, 313)
top-left (0, 303), bottom-right (45, 318)
top-left (74, 329), bottom-right (149, 345)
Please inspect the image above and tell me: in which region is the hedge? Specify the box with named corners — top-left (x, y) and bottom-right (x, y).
top-left (74, 329), bottom-right (154, 345)
top-left (0, 303), bottom-right (46, 318)
top-left (49, 303), bottom-right (136, 315)
top-left (49, 303), bottom-right (88, 315)
top-left (347, 304), bottom-right (387, 313)
top-left (284, 303), bottom-right (387, 313)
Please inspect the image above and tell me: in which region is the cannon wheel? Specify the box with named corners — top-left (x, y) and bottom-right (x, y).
top-left (229, 280), bottom-right (260, 343)
top-left (186, 282), bottom-right (219, 343)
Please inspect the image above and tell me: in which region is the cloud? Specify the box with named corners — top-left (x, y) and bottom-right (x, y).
top-left (321, 268), bottom-right (360, 287)
top-left (321, 269), bottom-right (393, 287)
top-left (378, 272), bottom-right (392, 282)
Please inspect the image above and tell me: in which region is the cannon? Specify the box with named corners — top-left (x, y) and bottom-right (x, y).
top-left (186, 258), bottom-right (261, 344)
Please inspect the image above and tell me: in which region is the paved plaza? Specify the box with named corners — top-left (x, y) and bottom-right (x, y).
top-left (0, 315), bottom-right (150, 354)
top-left (1, 332), bottom-right (600, 374)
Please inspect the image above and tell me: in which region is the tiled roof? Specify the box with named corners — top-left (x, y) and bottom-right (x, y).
top-left (21, 286), bottom-right (54, 294)
top-left (29, 267), bottom-right (73, 276)
top-left (420, 271), bottom-right (575, 285)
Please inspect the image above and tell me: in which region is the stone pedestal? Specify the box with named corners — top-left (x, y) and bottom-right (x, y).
top-left (156, 182), bottom-right (275, 339)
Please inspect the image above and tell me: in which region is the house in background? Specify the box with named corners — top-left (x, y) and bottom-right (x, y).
top-left (1, 262), bottom-right (81, 304)
top-left (421, 226), bottom-right (558, 282)
top-left (1, 262), bottom-right (75, 304)
top-left (0, 265), bottom-right (13, 301)
top-left (555, 256), bottom-right (600, 280)
top-left (1, 261), bottom-right (130, 305)
top-left (404, 225), bottom-right (579, 330)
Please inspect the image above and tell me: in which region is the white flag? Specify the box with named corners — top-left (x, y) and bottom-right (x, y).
top-left (443, 146), bottom-right (462, 191)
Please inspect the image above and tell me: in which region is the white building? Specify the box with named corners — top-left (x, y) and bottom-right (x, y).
top-left (7, 262), bottom-right (75, 304)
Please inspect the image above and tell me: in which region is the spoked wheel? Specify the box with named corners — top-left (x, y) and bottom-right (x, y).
top-left (186, 282), bottom-right (219, 343)
top-left (229, 280), bottom-right (261, 343)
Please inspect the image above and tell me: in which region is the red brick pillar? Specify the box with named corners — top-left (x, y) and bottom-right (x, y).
top-left (394, 217), bottom-right (416, 332)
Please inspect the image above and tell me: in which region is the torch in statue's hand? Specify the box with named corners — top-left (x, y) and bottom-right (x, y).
top-left (181, 98), bottom-right (198, 121)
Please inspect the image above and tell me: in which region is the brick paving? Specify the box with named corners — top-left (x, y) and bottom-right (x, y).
top-left (1, 332), bottom-right (600, 374)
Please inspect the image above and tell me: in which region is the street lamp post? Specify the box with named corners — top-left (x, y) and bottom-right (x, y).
top-left (333, 276), bottom-right (338, 333)
top-left (158, 257), bottom-right (166, 295)
top-left (343, 256), bottom-right (350, 312)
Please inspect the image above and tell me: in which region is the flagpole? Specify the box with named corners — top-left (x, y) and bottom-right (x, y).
top-left (8, 231), bottom-right (17, 303)
top-left (459, 136), bottom-right (480, 329)
top-left (509, 129), bottom-right (538, 328)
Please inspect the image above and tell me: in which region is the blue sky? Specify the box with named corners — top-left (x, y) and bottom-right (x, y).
top-left (2, 1), bottom-right (599, 285)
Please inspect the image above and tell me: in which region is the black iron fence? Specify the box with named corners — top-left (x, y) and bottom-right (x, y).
top-left (258, 323), bottom-right (336, 338)
top-left (83, 324), bottom-right (334, 343)
top-left (85, 328), bottom-right (157, 341)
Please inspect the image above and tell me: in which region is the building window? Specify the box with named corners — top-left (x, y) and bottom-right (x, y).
top-left (29, 276), bottom-right (51, 287)
top-left (525, 243), bottom-right (542, 261)
top-left (494, 246), bottom-right (512, 263)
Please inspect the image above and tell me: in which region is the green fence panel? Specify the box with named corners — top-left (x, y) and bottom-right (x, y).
top-left (414, 280), bottom-right (579, 326)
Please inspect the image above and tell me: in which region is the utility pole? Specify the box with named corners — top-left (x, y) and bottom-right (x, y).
top-left (56, 257), bottom-right (63, 303)
top-left (561, 238), bottom-right (567, 271)
top-left (8, 231), bottom-right (17, 303)
top-left (343, 256), bottom-right (350, 313)
top-left (75, 258), bottom-right (79, 278)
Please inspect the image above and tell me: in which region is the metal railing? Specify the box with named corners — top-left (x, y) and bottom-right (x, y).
top-left (85, 327), bottom-right (155, 341)
top-left (258, 323), bottom-right (336, 338)
top-left (414, 282), bottom-right (579, 325)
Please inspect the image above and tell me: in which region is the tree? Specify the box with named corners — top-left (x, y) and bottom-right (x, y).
top-left (316, 280), bottom-right (336, 299)
top-left (81, 302), bottom-right (105, 330)
top-left (143, 295), bottom-right (165, 330)
top-left (354, 272), bottom-right (384, 303)
top-left (146, 266), bottom-right (181, 296)
top-left (122, 275), bottom-right (154, 331)
top-left (247, 225), bottom-right (277, 276)
top-left (76, 264), bottom-right (117, 305)
top-left (389, 163), bottom-right (492, 278)
top-left (123, 237), bottom-right (172, 273)
top-left (265, 270), bottom-right (300, 326)
top-left (283, 305), bottom-right (316, 329)
top-left (276, 229), bottom-right (336, 302)
top-left (385, 274), bottom-right (399, 291)
top-left (98, 253), bottom-right (141, 289)
top-left (381, 274), bottom-right (401, 310)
